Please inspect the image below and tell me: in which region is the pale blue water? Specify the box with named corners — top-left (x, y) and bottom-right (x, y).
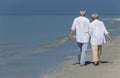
top-left (0, 15), bottom-right (120, 78)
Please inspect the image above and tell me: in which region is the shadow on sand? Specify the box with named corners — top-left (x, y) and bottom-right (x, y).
top-left (72, 61), bottom-right (113, 65)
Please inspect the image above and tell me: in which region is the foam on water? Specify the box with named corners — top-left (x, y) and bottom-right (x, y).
top-left (24, 37), bottom-right (68, 55)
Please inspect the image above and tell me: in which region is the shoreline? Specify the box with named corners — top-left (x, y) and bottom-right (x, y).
top-left (42, 36), bottom-right (120, 78)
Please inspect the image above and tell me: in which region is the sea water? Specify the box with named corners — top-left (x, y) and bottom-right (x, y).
top-left (0, 15), bottom-right (120, 78)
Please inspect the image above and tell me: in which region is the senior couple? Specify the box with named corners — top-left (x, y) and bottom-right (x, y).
top-left (69, 10), bottom-right (112, 66)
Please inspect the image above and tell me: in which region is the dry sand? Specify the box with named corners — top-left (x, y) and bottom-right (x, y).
top-left (42, 36), bottom-right (120, 78)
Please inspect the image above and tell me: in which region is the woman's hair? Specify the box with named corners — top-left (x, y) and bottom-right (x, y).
top-left (91, 13), bottom-right (99, 20)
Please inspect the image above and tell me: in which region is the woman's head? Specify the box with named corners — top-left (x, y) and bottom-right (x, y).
top-left (91, 13), bottom-right (99, 20)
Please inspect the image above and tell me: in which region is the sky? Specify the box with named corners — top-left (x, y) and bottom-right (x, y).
top-left (0, 0), bottom-right (120, 15)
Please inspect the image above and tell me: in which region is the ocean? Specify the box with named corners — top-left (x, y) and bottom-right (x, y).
top-left (0, 15), bottom-right (120, 78)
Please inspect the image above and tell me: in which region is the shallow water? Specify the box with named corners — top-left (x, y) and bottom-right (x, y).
top-left (0, 15), bottom-right (120, 78)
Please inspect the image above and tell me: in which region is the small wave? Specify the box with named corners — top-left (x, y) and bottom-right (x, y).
top-left (103, 18), bottom-right (120, 22)
top-left (0, 36), bottom-right (74, 57)
top-left (22, 36), bottom-right (70, 55)
top-left (65, 56), bottom-right (76, 59)
top-left (36, 35), bottom-right (76, 52)
top-left (108, 27), bottom-right (120, 32)
top-left (111, 18), bottom-right (120, 21)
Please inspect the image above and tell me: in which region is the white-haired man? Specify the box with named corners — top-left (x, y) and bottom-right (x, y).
top-left (69, 10), bottom-right (90, 66)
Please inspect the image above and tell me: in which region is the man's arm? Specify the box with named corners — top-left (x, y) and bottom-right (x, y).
top-left (69, 29), bottom-right (73, 40)
top-left (69, 18), bottom-right (76, 40)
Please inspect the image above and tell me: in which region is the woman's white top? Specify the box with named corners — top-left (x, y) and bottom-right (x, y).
top-left (89, 19), bottom-right (109, 45)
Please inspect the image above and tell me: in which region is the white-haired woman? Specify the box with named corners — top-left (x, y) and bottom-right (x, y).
top-left (89, 13), bottom-right (112, 66)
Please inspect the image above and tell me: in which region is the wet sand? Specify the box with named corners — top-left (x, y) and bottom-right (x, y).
top-left (42, 36), bottom-right (120, 78)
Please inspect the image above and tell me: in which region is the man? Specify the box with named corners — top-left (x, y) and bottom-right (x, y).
top-left (69, 10), bottom-right (90, 66)
top-left (89, 13), bottom-right (112, 66)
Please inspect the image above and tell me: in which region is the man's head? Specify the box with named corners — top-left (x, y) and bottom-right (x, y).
top-left (80, 10), bottom-right (86, 16)
top-left (91, 13), bottom-right (99, 20)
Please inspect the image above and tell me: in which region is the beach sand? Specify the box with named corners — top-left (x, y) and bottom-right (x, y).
top-left (42, 36), bottom-right (120, 78)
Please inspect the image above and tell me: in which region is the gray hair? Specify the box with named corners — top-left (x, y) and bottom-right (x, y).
top-left (80, 10), bottom-right (86, 16)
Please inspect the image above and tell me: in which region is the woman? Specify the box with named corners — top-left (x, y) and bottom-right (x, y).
top-left (89, 13), bottom-right (112, 66)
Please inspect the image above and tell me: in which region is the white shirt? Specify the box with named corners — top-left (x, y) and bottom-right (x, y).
top-left (89, 19), bottom-right (109, 45)
top-left (71, 16), bottom-right (90, 43)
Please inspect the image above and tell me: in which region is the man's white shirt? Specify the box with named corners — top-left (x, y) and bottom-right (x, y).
top-left (71, 16), bottom-right (90, 43)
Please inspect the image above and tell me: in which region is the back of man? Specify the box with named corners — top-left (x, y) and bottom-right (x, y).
top-left (69, 10), bottom-right (90, 66)
top-left (72, 16), bottom-right (90, 43)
